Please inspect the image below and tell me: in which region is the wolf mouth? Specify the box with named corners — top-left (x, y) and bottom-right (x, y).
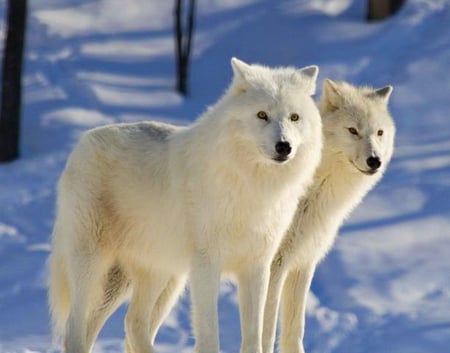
top-left (273, 156), bottom-right (289, 163)
top-left (349, 160), bottom-right (378, 176)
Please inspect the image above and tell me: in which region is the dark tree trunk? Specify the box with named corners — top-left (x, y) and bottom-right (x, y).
top-left (367, 0), bottom-right (406, 21)
top-left (0, 0), bottom-right (27, 162)
top-left (174, 0), bottom-right (196, 96)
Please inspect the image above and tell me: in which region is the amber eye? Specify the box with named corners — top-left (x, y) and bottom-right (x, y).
top-left (257, 111), bottom-right (268, 121)
top-left (290, 113), bottom-right (300, 122)
top-left (348, 127), bottom-right (359, 135)
top-left (377, 129), bottom-right (384, 136)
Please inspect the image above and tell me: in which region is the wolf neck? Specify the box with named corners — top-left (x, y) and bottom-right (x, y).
top-left (306, 144), bottom-right (382, 231)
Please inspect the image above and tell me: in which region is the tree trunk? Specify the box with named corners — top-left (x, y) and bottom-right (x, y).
top-left (0, 0), bottom-right (27, 162)
top-left (367, 0), bottom-right (406, 21)
top-left (174, 0), bottom-right (196, 96)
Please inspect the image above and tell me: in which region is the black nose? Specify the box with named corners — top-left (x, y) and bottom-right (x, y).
top-left (366, 156), bottom-right (381, 170)
top-left (275, 141), bottom-right (292, 157)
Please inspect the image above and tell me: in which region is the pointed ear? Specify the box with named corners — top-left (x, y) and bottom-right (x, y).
top-left (370, 85), bottom-right (393, 102)
top-left (324, 79), bottom-right (341, 96)
top-left (298, 65), bottom-right (319, 95)
top-left (231, 57), bottom-right (252, 82)
top-left (322, 79), bottom-right (344, 112)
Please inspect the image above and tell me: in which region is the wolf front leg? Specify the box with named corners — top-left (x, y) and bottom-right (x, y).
top-left (190, 250), bottom-right (221, 353)
top-left (237, 264), bottom-right (271, 353)
top-left (278, 265), bottom-right (315, 353)
top-left (262, 260), bottom-right (289, 353)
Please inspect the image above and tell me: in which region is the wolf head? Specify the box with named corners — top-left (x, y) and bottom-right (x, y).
top-left (218, 58), bottom-right (321, 167)
top-left (320, 79), bottom-right (395, 176)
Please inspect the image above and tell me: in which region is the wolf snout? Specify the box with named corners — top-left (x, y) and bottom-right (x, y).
top-left (275, 141), bottom-right (292, 160)
top-left (366, 156), bottom-right (382, 171)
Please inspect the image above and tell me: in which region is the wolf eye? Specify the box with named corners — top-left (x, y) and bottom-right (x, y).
top-left (377, 130), bottom-right (384, 136)
top-left (290, 113), bottom-right (300, 122)
top-left (348, 127), bottom-right (359, 136)
top-left (257, 111), bottom-right (268, 121)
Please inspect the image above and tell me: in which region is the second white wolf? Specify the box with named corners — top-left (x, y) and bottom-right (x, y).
top-left (262, 79), bottom-right (396, 353)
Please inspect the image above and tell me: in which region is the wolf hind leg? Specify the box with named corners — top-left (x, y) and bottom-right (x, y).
top-left (64, 253), bottom-right (114, 353)
top-left (148, 274), bottom-right (188, 344)
top-left (125, 267), bottom-right (169, 353)
top-left (84, 264), bottom-right (131, 349)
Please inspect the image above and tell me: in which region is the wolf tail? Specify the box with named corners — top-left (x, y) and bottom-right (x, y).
top-left (48, 243), bottom-right (71, 341)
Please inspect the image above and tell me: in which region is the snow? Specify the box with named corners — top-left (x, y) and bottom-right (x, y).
top-left (1, 0), bottom-right (450, 352)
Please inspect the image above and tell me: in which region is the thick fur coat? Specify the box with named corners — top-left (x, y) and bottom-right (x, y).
top-left (48, 58), bottom-right (323, 353)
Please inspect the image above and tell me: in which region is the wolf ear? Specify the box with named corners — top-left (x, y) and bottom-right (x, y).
top-left (231, 57), bottom-right (253, 93)
top-left (322, 79), bottom-right (344, 112)
top-left (231, 57), bottom-right (252, 82)
top-left (370, 85), bottom-right (393, 103)
top-left (298, 65), bottom-right (319, 95)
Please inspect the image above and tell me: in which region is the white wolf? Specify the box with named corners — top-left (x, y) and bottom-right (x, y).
top-left (48, 58), bottom-right (323, 353)
top-left (262, 79), bottom-right (395, 353)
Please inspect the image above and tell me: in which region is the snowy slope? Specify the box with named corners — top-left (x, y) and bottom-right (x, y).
top-left (1, 0), bottom-right (450, 352)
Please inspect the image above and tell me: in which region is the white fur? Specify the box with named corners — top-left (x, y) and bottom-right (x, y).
top-left (48, 58), bottom-right (323, 353)
top-left (262, 79), bottom-right (396, 353)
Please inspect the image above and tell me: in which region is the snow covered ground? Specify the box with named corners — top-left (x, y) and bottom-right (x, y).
top-left (1, 0), bottom-right (450, 352)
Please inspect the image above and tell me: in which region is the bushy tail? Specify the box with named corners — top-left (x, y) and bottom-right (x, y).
top-left (48, 249), bottom-right (71, 341)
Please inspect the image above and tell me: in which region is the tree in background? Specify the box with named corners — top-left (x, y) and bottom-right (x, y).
top-left (174, 0), bottom-right (196, 96)
top-left (0, 0), bottom-right (27, 162)
top-left (367, 0), bottom-right (406, 21)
